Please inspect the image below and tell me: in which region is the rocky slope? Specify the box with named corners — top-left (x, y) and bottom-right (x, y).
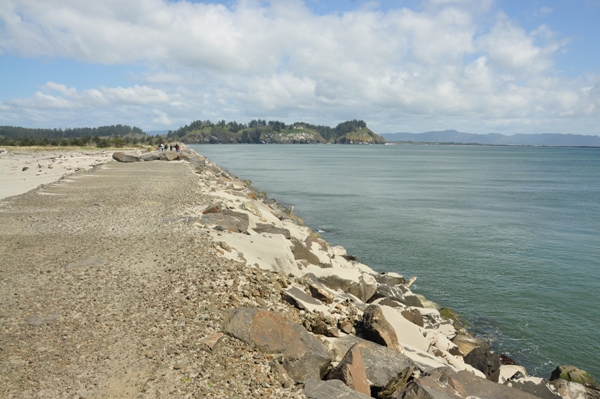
top-left (1, 147), bottom-right (597, 399)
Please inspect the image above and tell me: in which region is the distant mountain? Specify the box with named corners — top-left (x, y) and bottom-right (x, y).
top-left (381, 130), bottom-right (600, 147)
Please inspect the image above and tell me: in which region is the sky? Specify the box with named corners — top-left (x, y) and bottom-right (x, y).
top-left (1, 0), bottom-right (599, 135)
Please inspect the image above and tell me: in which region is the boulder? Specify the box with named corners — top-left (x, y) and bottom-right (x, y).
top-left (222, 308), bottom-right (331, 382)
top-left (375, 272), bottom-right (406, 286)
top-left (330, 336), bottom-right (416, 395)
top-left (282, 286), bottom-right (329, 313)
top-left (301, 273), bottom-right (335, 304)
top-left (361, 305), bottom-right (401, 352)
top-left (141, 152), bottom-right (161, 161)
top-left (200, 213), bottom-right (248, 233)
top-left (202, 202), bottom-right (222, 214)
top-left (506, 374), bottom-right (562, 399)
top-left (253, 223), bottom-right (291, 239)
top-left (393, 367), bottom-right (541, 399)
top-left (292, 239), bottom-right (321, 265)
top-left (380, 305), bottom-right (430, 352)
top-left (550, 379), bottom-right (600, 399)
top-left (165, 151), bottom-right (179, 161)
top-left (401, 308), bottom-right (424, 327)
top-left (550, 365), bottom-right (600, 390)
top-left (112, 152), bottom-right (140, 163)
top-left (463, 346), bottom-right (501, 382)
top-left (371, 284), bottom-right (423, 308)
top-left (326, 344), bottom-right (370, 396)
top-left (452, 333), bottom-right (490, 356)
top-left (310, 268), bottom-right (378, 303)
top-left (304, 379), bottom-right (372, 399)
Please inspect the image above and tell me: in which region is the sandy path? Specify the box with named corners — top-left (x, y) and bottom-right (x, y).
top-left (0, 159), bottom-right (305, 398)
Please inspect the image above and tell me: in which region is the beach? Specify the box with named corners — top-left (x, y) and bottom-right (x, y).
top-left (0, 147), bottom-right (595, 399)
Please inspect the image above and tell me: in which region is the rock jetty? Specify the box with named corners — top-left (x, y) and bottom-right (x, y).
top-left (0, 147), bottom-right (597, 398)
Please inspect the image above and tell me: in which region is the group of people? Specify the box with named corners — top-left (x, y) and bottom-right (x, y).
top-left (158, 143), bottom-right (180, 153)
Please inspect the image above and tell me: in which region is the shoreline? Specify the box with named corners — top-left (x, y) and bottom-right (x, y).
top-left (1, 146), bottom-right (597, 398)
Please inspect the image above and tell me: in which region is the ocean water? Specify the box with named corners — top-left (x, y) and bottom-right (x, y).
top-left (190, 144), bottom-right (600, 379)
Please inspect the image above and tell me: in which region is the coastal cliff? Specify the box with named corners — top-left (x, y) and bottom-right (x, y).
top-left (0, 147), bottom-right (596, 399)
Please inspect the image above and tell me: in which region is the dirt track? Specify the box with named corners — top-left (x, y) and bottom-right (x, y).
top-left (0, 160), bottom-right (305, 398)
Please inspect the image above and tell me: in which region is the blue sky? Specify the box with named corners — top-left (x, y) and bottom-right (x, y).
top-left (1, 0), bottom-right (599, 135)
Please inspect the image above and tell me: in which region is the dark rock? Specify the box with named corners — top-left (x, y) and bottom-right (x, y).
top-left (370, 284), bottom-right (423, 307)
top-left (304, 379), bottom-right (372, 399)
top-left (550, 365), bottom-right (600, 390)
top-left (312, 320), bottom-right (330, 336)
top-left (313, 271), bottom-right (377, 303)
top-left (326, 344), bottom-right (370, 396)
top-left (222, 308), bottom-right (331, 383)
top-left (291, 239), bottom-right (320, 265)
top-left (253, 223), bottom-right (291, 239)
top-left (464, 346), bottom-right (501, 382)
top-left (331, 335), bottom-right (415, 395)
top-left (301, 273), bottom-right (335, 304)
top-left (202, 202), bottom-right (222, 214)
top-left (282, 286), bottom-right (326, 312)
top-left (500, 354), bottom-right (518, 365)
top-left (112, 152), bottom-right (140, 163)
top-left (361, 304), bottom-right (400, 352)
top-left (401, 308), bottom-right (424, 327)
top-left (22, 166), bottom-right (29, 171)
top-left (393, 367), bottom-right (540, 399)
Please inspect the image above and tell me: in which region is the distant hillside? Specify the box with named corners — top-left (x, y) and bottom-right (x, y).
top-left (168, 119), bottom-right (385, 145)
top-left (381, 130), bottom-right (600, 147)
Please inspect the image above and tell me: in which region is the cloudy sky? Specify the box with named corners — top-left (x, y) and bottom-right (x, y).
top-left (1, 0), bottom-right (599, 135)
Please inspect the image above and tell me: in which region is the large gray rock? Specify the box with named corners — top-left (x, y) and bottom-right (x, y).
top-left (253, 223), bottom-right (291, 239)
top-left (141, 152), bottom-right (161, 161)
top-left (304, 379), bottom-right (372, 399)
top-left (392, 367), bottom-right (541, 399)
top-left (361, 304), bottom-right (401, 352)
top-left (165, 151), bottom-right (179, 161)
top-left (550, 379), bottom-right (600, 399)
top-left (463, 346), bottom-right (501, 382)
top-left (371, 284), bottom-right (423, 308)
top-left (326, 344), bottom-right (370, 396)
top-left (292, 239), bottom-right (321, 265)
top-left (112, 152), bottom-right (140, 163)
top-left (375, 272), bottom-right (406, 286)
top-left (282, 286), bottom-right (328, 313)
top-left (200, 210), bottom-right (249, 233)
top-left (452, 333), bottom-right (490, 356)
top-left (222, 308), bottom-right (331, 383)
top-left (311, 269), bottom-right (377, 302)
top-left (506, 374), bottom-right (562, 399)
top-left (331, 336), bottom-right (416, 395)
top-left (550, 365), bottom-right (600, 390)
top-left (301, 273), bottom-right (335, 304)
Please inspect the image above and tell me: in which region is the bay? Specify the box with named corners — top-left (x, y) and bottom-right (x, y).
top-left (190, 143), bottom-right (600, 379)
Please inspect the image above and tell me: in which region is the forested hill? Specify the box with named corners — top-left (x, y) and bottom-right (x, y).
top-left (167, 119), bottom-right (386, 144)
top-left (0, 124), bottom-right (150, 147)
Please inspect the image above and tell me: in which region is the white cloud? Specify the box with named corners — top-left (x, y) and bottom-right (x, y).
top-left (0, 0), bottom-right (598, 133)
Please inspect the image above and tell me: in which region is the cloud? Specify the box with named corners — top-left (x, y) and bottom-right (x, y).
top-left (0, 0), bottom-right (598, 133)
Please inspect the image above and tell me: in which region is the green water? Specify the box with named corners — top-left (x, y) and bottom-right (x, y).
top-left (191, 144), bottom-right (600, 378)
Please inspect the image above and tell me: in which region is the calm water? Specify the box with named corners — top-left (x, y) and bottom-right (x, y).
top-left (190, 144), bottom-right (600, 378)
